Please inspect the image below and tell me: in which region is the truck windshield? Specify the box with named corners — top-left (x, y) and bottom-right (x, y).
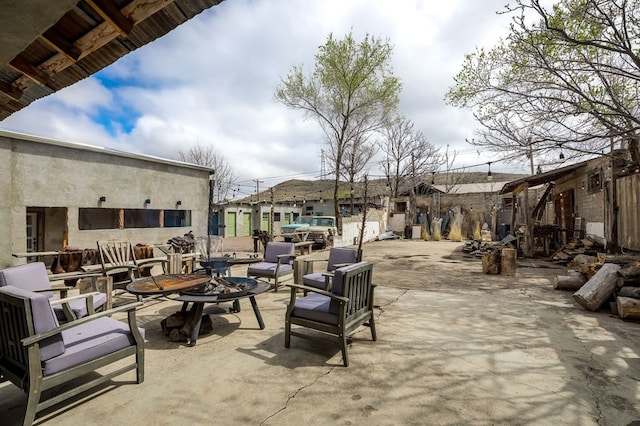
top-left (294, 217), bottom-right (314, 224)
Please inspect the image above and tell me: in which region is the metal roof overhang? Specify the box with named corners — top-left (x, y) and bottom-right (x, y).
top-left (499, 162), bottom-right (586, 195)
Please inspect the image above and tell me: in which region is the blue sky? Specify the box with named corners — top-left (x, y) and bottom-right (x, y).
top-left (0, 0), bottom-right (533, 194)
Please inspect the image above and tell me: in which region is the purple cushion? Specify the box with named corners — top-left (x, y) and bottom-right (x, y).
top-left (292, 293), bottom-right (338, 325)
top-left (247, 262), bottom-right (293, 277)
top-left (264, 242), bottom-right (294, 264)
top-left (43, 318), bottom-right (145, 376)
top-left (302, 273), bottom-right (329, 289)
top-left (51, 293), bottom-right (109, 321)
top-left (327, 248), bottom-right (358, 271)
top-left (0, 286), bottom-right (64, 361)
top-left (0, 262), bottom-right (53, 298)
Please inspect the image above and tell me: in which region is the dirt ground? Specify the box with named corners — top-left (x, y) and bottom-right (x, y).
top-left (1, 238), bottom-right (640, 425)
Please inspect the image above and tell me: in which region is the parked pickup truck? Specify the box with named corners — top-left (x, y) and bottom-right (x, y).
top-left (281, 215), bottom-right (337, 249)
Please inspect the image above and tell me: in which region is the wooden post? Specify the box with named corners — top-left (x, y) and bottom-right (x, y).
top-left (482, 251), bottom-right (500, 274)
top-left (572, 263), bottom-right (621, 311)
top-left (501, 248), bottom-right (517, 276)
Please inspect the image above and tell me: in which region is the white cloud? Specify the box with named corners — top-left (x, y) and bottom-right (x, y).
top-left (0, 0), bottom-right (530, 187)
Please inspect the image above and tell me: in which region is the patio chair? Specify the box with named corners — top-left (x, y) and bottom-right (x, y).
top-left (247, 242), bottom-right (295, 292)
top-left (97, 240), bottom-right (166, 292)
top-left (285, 261), bottom-right (376, 367)
top-left (0, 262), bottom-right (107, 322)
top-left (0, 285), bottom-right (145, 425)
top-left (302, 247), bottom-right (360, 291)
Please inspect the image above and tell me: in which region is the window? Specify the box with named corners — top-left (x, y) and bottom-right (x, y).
top-left (79, 208), bottom-right (191, 230)
top-left (274, 212), bottom-right (281, 221)
top-left (164, 210), bottom-right (191, 227)
top-left (587, 170), bottom-right (602, 192)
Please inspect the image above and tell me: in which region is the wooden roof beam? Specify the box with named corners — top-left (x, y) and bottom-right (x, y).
top-left (39, 28), bottom-right (81, 62)
top-left (9, 55), bottom-right (57, 89)
top-left (0, 80), bottom-right (24, 101)
top-left (85, 0), bottom-right (133, 38)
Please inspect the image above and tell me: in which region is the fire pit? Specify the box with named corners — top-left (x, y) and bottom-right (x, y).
top-left (183, 276), bottom-right (257, 299)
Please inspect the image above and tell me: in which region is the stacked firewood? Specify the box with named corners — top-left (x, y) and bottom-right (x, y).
top-left (550, 236), bottom-right (605, 265)
top-left (554, 253), bottom-right (640, 320)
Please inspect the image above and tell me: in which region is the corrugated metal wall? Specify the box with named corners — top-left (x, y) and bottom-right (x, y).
top-left (617, 174), bottom-right (640, 251)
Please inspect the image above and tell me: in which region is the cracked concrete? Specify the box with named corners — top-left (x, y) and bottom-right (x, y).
top-left (1, 240), bottom-right (640, 425)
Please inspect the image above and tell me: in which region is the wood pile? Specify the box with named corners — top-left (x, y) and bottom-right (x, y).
top-left (550, 236), bottom-right (605, 265)
top-left (554, 253), bottom-right (640, 320)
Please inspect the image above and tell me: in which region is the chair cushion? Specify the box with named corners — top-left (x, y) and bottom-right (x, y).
top-left (327, 248), bottom-right (358, 272)
top-left (292, 293), bottom-right (338, 325)
top-left (43, 318), bottom-right (145, 376)
top-left (0, 285), bottom-right (64, 361)
top-left (264, 242), bottom-right (294, 264)
top-left (0, 262), bottom-right (54, 298)
top-left (247, 262), bottom-right (293, 277)
top-left (51, 293), bottom-right (109, 321)
top-left (302, 273), bottom-right (329, 290)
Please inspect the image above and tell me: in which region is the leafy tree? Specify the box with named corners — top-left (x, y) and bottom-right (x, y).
top-left (176, 144), bottom-right (238, 203)
top-left (445, 0), bottom-right (640, 169)
top-left (275, 31), bottom-right (401, 230)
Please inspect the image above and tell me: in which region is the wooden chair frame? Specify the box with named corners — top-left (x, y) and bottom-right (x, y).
top-left (0, 290), bottom-right (144, 425)
top-left (285, 262), bottom-right (376, 366)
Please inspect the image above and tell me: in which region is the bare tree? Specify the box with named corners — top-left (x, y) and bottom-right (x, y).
top-left (380, 116), bottom-right (443, 226)
top-left (176, 144), bottom-right (238, 203)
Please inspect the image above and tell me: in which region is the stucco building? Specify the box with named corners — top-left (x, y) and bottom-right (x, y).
top-left (1, 130), bottom-right (212, 268)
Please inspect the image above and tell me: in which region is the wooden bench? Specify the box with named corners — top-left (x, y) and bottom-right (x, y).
top-left (294, 241), bottom-right (314, 255)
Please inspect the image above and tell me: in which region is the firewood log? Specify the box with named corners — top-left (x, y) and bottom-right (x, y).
top-left (572, 263), bottom-right (621, 311)
top-left (618, 287), bottom-right (640, 299)
top-left (500, 248), bottom-right (517, 276)
top-left (616, 296), bottom-right (640, 319)
top-left (554, 273), bottom-right (586, 291)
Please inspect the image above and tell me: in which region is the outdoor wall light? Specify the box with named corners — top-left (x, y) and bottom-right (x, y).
top-left (144, 198), bottom-right (151, 204)
top-left (176, 200), bottom-right (182, 206)
top-left (99, 196), bottom-right (106, 202)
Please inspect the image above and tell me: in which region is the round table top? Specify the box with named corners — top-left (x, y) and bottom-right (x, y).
top-left (126, 274), bottom-right (210, 295)
top-left (175, 279), bottom-right (270, 303)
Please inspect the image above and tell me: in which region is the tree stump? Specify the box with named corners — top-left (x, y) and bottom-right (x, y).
top-left (482, 251), bottom-right (500, 274)
top-left (501, 248), bottom-right (517, 276)
top-left (616, 296), bottom-right (640, 319)
top-left (572, 263), bottom-right (621, 311)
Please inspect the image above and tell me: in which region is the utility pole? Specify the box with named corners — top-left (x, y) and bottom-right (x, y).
top-left (320, 149), bottom-right (326, 181)
top-left (252, 179), bottom-right (264, 203)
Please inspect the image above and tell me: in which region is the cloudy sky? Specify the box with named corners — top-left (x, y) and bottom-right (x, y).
top-left (0, 0), bottom-right (528, 196)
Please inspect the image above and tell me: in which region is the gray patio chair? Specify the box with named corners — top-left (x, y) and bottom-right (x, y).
top-left (285, 261), bottom-right (376, 366)
top-left (0, 285), bottom-right (145, 426)
top-left (247, 242), bottom-right (295, 292)
top-left (0, 262), bottom-right (107, 322)
top-left (302, 247), bottom-right (360, 291)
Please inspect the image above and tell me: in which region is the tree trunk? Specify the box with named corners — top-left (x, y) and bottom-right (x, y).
top-left (572, 263), bottom-right (621, 311)
top-left (616, 296), bottom-right (640, 319)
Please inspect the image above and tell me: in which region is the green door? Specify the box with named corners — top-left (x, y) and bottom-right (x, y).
top-left (284, 213), bottom-right (291, 225)
top-left (242, 212), bottom-right (251, 236)
top-left (226, 211), bottom-right (237, 237)
top-left (261, 212), bottom-right (270, 232)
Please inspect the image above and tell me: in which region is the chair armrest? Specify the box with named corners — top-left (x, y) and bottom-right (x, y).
top-left (286, 283), bottom-right (348, 303)
top-left (277, 253), bottom-right (296, 261)
top-left (101, 264), bottom-right (138, 275)
top-left (333, 263), bottom-right (353, 269)
top-left (137, 257), bottom-right (168, 267)
top-left (49, 292), bottom-right (100, 306)
top-left (21, 301), bottom-right (144, 346)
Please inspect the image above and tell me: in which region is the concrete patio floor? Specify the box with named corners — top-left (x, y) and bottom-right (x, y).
top-left (2, 240), bottom-right (640, 425)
